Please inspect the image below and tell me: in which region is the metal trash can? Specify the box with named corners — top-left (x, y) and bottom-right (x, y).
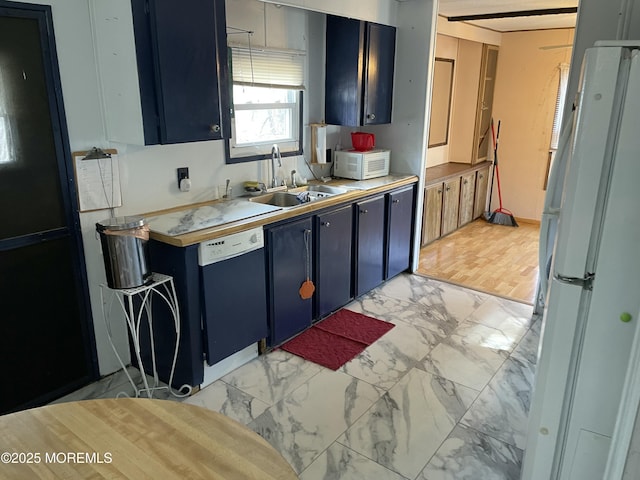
top-left (96, 216), bottom-right (150, 289)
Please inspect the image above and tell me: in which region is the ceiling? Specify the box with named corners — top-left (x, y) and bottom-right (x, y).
top-left (437, 0), bottom-right (578, 32)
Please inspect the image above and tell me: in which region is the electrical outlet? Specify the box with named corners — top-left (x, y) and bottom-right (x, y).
top-left (177, 167), bottom-right (189, 186)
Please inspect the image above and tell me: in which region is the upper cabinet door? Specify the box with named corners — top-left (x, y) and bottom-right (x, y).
top-left (93, 0), bottom-right (231, 145)
top-left (325, 16), bottom-right (364, 127)
top-left (363, 22), bottom-right (396, 125)
top-left (147, 0), bottom-right (230, 144)
top-left (325, 15), bottom-right (396, 127)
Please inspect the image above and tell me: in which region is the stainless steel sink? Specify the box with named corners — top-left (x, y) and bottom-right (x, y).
top-left (248, 184), bottom-right (349, 208)
top-left (249, 192), bottom-right (301, 208)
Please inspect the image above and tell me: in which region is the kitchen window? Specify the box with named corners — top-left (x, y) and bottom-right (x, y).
top-left (226, 45), bottom-right (305, 163)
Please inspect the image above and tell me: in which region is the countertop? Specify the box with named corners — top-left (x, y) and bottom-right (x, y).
top-left (425, 161), bottom-right (491, 186)
top-left (145, 174), bottom-right (418, 247)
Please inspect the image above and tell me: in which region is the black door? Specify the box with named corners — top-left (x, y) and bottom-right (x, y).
top-left (0, 2), bottom-right (97, 413)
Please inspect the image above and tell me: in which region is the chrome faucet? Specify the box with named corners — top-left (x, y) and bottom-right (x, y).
top-left (271, 144), bottom-right (282, 188)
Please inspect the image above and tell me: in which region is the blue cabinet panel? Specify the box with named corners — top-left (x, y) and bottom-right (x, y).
top-left (132, 0), bottom-right (230, 144)
top-left (147, 241), bottom-right (204, 387)
top-left (325, 16), bottom-right (363, 126)
top-left (386, 186), bottom-right (415, 279)
top-left (355, 196), bottom-right (386, 296)
top-left (315, 205), bottom-right (353, 318)
top-left (267, 217), bottom-right (313, 346)
top-left (363, 22), bottom-right (396, 125)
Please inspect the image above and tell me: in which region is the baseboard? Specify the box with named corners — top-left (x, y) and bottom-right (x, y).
top-left (515, 217), bottom-right (541, 226)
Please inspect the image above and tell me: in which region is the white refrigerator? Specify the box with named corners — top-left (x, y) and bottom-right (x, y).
top-left (523, 42), bottom-right (640, 480)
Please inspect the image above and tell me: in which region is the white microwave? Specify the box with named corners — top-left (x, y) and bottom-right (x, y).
top-left (334, 149), bottom-right (390, 180)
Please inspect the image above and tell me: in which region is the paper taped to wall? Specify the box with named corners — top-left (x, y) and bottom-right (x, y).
top-left (73, 150), bottom-right (122, 212)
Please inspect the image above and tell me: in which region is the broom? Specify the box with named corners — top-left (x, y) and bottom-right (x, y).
top-left (487, 120), bottom-right (518, 227)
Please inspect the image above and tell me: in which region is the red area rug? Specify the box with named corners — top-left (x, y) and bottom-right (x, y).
top-left (280, 309), bottom-right (394, 370)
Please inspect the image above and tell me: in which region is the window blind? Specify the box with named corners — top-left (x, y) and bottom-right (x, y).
top-left (550, 63), bottom-right (570, 149)
top-left (230, 45), bottom-right (305, 89)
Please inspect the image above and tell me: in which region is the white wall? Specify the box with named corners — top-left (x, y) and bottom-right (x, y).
top-left (371, 0), bottom-right (438, 271)
top-left (491, 28), bottom-right (574, 221)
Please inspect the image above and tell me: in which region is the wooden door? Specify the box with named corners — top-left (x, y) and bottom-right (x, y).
top-left (0, 4), bottom-right (97, 413)
top-left (458, 172), bottom-right (476, 226)
top-left (441, 177), bottom-right (461, 236)
top-left (422, 183), bottom-right (443, 245)
top-left (474, 165), bottom-right (491, 219)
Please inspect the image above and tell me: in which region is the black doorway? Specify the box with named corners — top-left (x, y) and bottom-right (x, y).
top-left (0, 1), bottom-right (98, 413)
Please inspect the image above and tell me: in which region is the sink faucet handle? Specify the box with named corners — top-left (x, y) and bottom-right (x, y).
top-left (291, 169), bottom-right (297, 188)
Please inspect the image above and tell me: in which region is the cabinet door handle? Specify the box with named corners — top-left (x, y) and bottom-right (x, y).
top-left (392, 199), bottom-right (400, 204)
top-left (463, 180), bottom-right (468, 185)
top-left (209, 124), bottom-right (221, 133)
top-left (367, 113), bottom-right (376, 120)
top-left (321, 221), bottom-right (331, 227)
top-left (360, 209), bottom-right (368, 214)
top-left (446, 186), bottom-right (451, 191)
top-left (479, 174), bottom-right (484, 179)
top-left (437, 189), bottom-right (442, 194)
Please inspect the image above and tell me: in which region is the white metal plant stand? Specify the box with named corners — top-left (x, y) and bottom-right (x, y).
top-left (100, 273), bottom-right (189, 398)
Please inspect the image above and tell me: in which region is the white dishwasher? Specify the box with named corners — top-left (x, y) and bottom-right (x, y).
top-left (198, 226), bottom-right (268, 385)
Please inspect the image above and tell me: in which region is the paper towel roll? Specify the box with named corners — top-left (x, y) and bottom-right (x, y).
top-left (312, 124), bottom-right (327, 164)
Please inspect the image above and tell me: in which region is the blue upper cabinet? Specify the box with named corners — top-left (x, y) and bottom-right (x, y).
top-left (325, 15), bottom-right (396, 126)
top-left (135, 0), bottom-right (231, 144)
top-left (91, 0), bottom-right (230, 145)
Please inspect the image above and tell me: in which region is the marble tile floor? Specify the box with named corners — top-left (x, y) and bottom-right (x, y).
top-left (186, 273), bottom-right (540, 479)
top-left (52, 366), bottom-right (180, 403)
top-left (55, 273), bottom-right (539, 479)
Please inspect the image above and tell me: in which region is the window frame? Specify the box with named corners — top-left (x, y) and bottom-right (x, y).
top-left (224, 44), bottom-right (306, 164)
top-left (225, 86), bottom-right (303, 163)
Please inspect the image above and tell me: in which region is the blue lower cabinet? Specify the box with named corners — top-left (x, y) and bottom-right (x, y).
top-left (267, 217), bottom-right (313, 346)
top-left (386, 186), bottom-right (415, 279)
top-left (315, 205), bottom-right (353, 319)
top-left (147, 241), bottom-right (204, 387)
top-left (355, 195), bottom-right (386, 296)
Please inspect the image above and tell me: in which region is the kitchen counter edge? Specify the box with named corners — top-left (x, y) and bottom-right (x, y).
top-left (147, 175), bottom-right (419, 247)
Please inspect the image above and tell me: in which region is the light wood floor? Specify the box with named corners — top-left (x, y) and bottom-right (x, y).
top-left (417, 219), bottom-right (540, 304)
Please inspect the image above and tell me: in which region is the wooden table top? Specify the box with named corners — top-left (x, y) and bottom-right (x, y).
top-left (0, 398), bottom-right (298, 479)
